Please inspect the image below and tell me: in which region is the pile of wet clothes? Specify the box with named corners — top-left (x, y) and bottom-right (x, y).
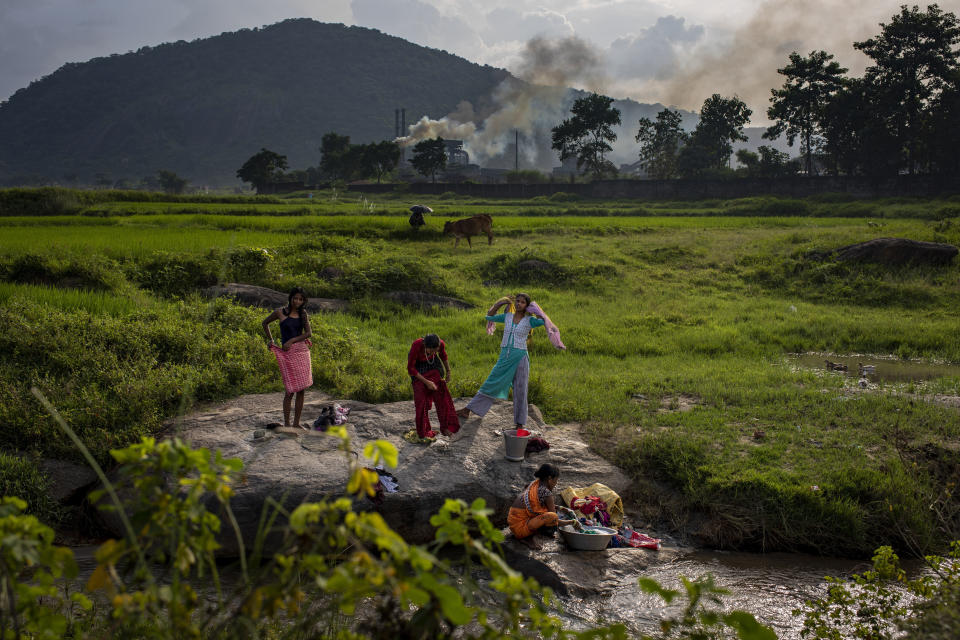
top-left (608, 525), bottom-right (660, 549)
top-left (313, 403), bottom-right (350, 430)
top-left (569, 496), bottom-right (611, 527)
top-left (367, 465), bottom-right (399, 505)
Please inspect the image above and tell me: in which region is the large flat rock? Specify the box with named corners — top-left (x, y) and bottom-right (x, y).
top-left (153, 391), bottom-right (631, 554)
top-left (835, 237), bottom-right (958, 265)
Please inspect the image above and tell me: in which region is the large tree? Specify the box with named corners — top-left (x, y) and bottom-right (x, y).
top-left (693, 94), bottom-right (752, 170)
top-left (820, 79), bottom-right (901, 176)
top-left (764, 50), bottom-right (848, 176)
top-left (362, 141), bottom-right (401, 183)
top-left (635, 108), bottom-right (687, 179)
top-left (410, 137), bottom-right (447, 183)
top-left (319, 132), bottom-right (363, 181)
top-left (678, 94), bottom-right (752, 176)
top-left (854, 3), bottom-right (960, 173)
top-left (157, 169), bottom-right (188, 194)
top-left (736, 146), bottom-right (797, 177)
top-left (551, 93), bottom-right (621, 179)
top-left (927, 79), bottom-right (960, 174)
top-left (236, 148), bottom-right (288, 191)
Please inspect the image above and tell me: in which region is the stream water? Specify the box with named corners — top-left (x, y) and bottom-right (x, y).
top-left (558, 549), bottom-right (877, 639)
top-left (788, 352), bottom-right (960, 384)
top-left (71, 542), bottom-right (903, 638)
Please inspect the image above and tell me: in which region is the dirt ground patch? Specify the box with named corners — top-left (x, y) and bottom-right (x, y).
top-left (657, 393), bottom-right (702, 413)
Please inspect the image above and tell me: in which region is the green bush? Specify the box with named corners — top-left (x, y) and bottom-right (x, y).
top-left (337, 255), bottom-right (451, 297)
top-left (0, 454), bottom-right (60, 524)
top-left (133, 251), bottom-right (221, 297)
top-left (548, 191), bottom-right (580, 202)
top-left (479, 249), bottom-right (616, 287)
top-left (1, 253), bottom-right (126, 291)
top-left (227, 247), bottom-right (272, 281)
top-left (0, 295), bottom-right (408, 465)
top-left (6, 254), bottom-right (55, 283)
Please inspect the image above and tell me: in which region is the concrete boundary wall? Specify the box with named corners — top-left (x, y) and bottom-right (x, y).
top-left (346, 176), bottom-right (960, 200)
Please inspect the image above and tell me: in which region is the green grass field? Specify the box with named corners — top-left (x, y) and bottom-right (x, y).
top-left (1, 188), bottom-right (959, 556)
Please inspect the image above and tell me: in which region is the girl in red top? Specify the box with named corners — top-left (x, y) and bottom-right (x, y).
top-left (407, 334), bottom-right (460, 438)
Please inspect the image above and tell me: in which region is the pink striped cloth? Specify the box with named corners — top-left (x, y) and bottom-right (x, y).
top-left (527, 301), bottom-right (566, 350)
top-left (270, 340), bottom-right (313, 393)
top-left (486, 302), bottom-right (566, 350)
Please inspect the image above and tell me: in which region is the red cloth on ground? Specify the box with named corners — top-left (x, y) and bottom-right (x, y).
top-left (270, 340), bottom-right (313, 394)
top-left (571, 496), bottom-right (607, 516)
top-left (412, 369), bottom-right (460, 438)
top-left (407, 338), bottom-right (449, 377)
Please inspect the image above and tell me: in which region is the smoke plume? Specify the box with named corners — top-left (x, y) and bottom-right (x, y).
top-left (661, 0), bottom-right (893, 117)
top-left (394, 101), bottom-right (477, 147)
top-left (396, 35), bottom-right (606, 165)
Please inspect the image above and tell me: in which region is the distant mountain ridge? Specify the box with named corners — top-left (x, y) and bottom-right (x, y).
top-left (0, 19), bottom-right (788, 186)
top-left (0, 19), bottom-right (510, 186)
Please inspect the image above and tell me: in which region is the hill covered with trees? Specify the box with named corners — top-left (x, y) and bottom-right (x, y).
top-left (0, 19), bottom-right (510, 187)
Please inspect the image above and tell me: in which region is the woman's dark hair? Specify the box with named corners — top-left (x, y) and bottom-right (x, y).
top-left (285, 287), bottom-right (309, 322)
top-left (423, 333), bottom-right (440, 349)
top-left (515, 292), bottom-right (532, 307)
top-left (534, 463), bottom-right (560, 480)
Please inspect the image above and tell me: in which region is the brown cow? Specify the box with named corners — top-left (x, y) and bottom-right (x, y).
top-left (443, 214), bottom-right (493, 248)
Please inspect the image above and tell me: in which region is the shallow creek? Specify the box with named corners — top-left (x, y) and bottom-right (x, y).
top-left (789, 352), bottom-right (960, 384)
top-left (557, 548), bottom-right (879, 638)
top-left (71, 540), bottom-right (907, 638)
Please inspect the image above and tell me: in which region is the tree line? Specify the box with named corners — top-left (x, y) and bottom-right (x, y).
top-left (625, 4), bottom-right (960, 180)
top-left (237, 3), bottom-right (960, 190)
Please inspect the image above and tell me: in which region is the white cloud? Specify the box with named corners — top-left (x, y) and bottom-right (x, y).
top-left (349, 0), bottom-right (483, 55)
top-left (481, 7), bottom-right (574, 44)
top-left (607, 15), bottom-right (704, 81)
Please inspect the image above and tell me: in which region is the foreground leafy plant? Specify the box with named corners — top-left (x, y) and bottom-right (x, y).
top-left (0, 497), bottom-right (91, 639)
top-left (0, 390), bottom-right (782, 638)
top-left (798, 542), bottom-right (960, 639)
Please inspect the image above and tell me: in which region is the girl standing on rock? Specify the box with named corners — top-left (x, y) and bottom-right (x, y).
top-left (262, 287), bottom-right (313, 429)
top-left (457, 293), bottom-right (545, 429)
top-left (407, 333), bottom-right (460, 438)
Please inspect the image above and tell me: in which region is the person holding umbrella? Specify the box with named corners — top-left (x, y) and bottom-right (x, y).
top-left (409, 204), bottom-right (433, 229)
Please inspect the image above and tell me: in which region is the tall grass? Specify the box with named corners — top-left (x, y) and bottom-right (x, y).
top-left (0, 282), bottom-right (143, 315)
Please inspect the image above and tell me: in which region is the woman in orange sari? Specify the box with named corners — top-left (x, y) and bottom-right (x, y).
top-left (508, 464), bottom-right (576, 549)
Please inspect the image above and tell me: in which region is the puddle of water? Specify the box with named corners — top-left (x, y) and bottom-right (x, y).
top-left (789, 353), bottom-right (960, 384)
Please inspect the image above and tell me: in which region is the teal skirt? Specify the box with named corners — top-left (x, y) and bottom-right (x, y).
top-left (477, 347), bottom-right (527, 399)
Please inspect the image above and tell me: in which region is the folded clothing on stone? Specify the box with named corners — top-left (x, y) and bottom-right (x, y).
top-left (559, 483), bottom-right (624, 528)
top-left (313, 403), bottom-right (351, 430)
top-left (525, 436), bottom-right (550, 455)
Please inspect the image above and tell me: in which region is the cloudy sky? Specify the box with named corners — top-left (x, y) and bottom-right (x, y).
top-left (3, 0), bottom-right (960, 116)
